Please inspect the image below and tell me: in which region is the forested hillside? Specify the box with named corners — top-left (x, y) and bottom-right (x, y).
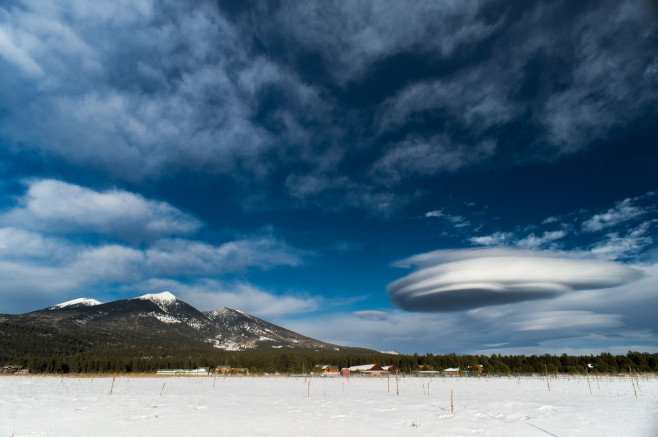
top-left (2, 322), bottom-right (655, 374)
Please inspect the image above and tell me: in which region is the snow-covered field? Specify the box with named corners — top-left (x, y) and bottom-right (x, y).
top-left (2, 374), bottom-right (657, 436)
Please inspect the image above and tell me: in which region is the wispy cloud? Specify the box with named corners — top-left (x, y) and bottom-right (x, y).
top-left (590, 220), bottom-right (656, 261)
top-left (583, 197), bottom-right (650, 232)
top-left (516, 230), bottom-right (567, 249)
top-left (469, 232), bottom-right (514, 247)
top-left (261, 0), bottom-right (496, 83)
top-left (424, 208), bottom-right (471, 229)
top-left (467, 192), bottom-right (657, 260)
top-left (371, 135), bottom-right (496, 184)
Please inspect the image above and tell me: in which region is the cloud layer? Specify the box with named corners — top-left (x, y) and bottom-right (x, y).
top-left (389, 248), bottom-right (642, 312)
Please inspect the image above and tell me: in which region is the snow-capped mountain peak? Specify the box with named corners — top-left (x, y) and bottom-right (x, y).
top-left (49, 298), bottom-right (102, 310)
top-left (135, 291), bottom-right (177, 303)
top-left (134, 291), bottom-right (178, 313)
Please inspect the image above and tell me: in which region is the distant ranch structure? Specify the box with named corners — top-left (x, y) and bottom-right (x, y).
top-left (340, 364), bottom-right (398, 376)
top-left (156, 368), bottom-right (210, 376)
top-left (313, 364), bottom-right (339, 375)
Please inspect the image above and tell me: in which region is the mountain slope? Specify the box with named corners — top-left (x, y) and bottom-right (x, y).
top-left (205, 307), bottom-right (343, 351)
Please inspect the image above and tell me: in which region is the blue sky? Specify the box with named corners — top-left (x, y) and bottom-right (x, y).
top-left (0, 0), bottom-right (657, 355)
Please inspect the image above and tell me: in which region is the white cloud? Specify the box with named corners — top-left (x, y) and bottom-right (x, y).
top-left (1, 179), bottom-right (201, 240)
top-left (388, 248), bottom-right (642, 312)
top-left (516, 230), bottom-right (567, 249)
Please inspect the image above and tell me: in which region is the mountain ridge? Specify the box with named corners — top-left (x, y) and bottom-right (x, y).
top-left (0, 292), bottom-right (372, 354)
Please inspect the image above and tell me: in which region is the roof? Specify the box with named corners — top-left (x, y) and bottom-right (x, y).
top-left (348, 364), bottom-right (384, 372)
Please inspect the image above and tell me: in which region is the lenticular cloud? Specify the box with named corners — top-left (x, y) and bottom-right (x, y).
top-left (388, 249), bottom-right (642, 312)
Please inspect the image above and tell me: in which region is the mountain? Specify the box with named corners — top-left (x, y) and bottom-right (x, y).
top-left (0, 292), bottom-right (367, 354)
top-left (204, 307), bottom-right (343, 351)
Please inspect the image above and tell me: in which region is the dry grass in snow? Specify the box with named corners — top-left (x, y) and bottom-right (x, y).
top-left (1, 374), bottom-right (657, 436)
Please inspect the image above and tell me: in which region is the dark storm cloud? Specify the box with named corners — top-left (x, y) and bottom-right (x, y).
top-left (388, 248), bottom-right (643, 312)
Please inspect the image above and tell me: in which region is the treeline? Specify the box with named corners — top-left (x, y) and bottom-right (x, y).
top-left (2, 322), bottom-right (656, 375)
top-left (4, 349), bottom-right (657, 375)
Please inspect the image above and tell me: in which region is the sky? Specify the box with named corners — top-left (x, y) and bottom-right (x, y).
top-left (0, 0), bottom-right (657, 355)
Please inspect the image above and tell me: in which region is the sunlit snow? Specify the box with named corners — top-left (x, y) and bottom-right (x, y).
top-left (2, 375), bottom-right (656, 436)
top-left (147, 312), bottom-right (181, 324)
top-left (49, 298), bottom-right (102, 309)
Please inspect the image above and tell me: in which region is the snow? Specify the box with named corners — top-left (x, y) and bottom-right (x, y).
top-left (49, 298), bottom-right (102, 309)
top-left (147, 312), bottom-right (181, 324)
top-left (210, 340), bottom-right (247, 351)
top-left (134, 291), bottom-right (177, 312)
top-left (184, 319), bottom-right (205, 330)
top-left (349, 364), bottom-right (379, 372)
top-left (2, 375), bottom-right (657, 436)
top-left (136, 291), bottom-right (177, 304)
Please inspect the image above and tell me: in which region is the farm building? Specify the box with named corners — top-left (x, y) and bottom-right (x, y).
top-left (313, 364), bottom-right (339, 375)
top-left (214, 367), bottom-right (249, 375)
top-left (341, 364), bottom-right (387, 376)
top-left (156, 368), bottom-right (210, 376)
top-left (1, 365), bottom-right (24, 374)
top-left (382, 365), bottom-right (399, 373)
